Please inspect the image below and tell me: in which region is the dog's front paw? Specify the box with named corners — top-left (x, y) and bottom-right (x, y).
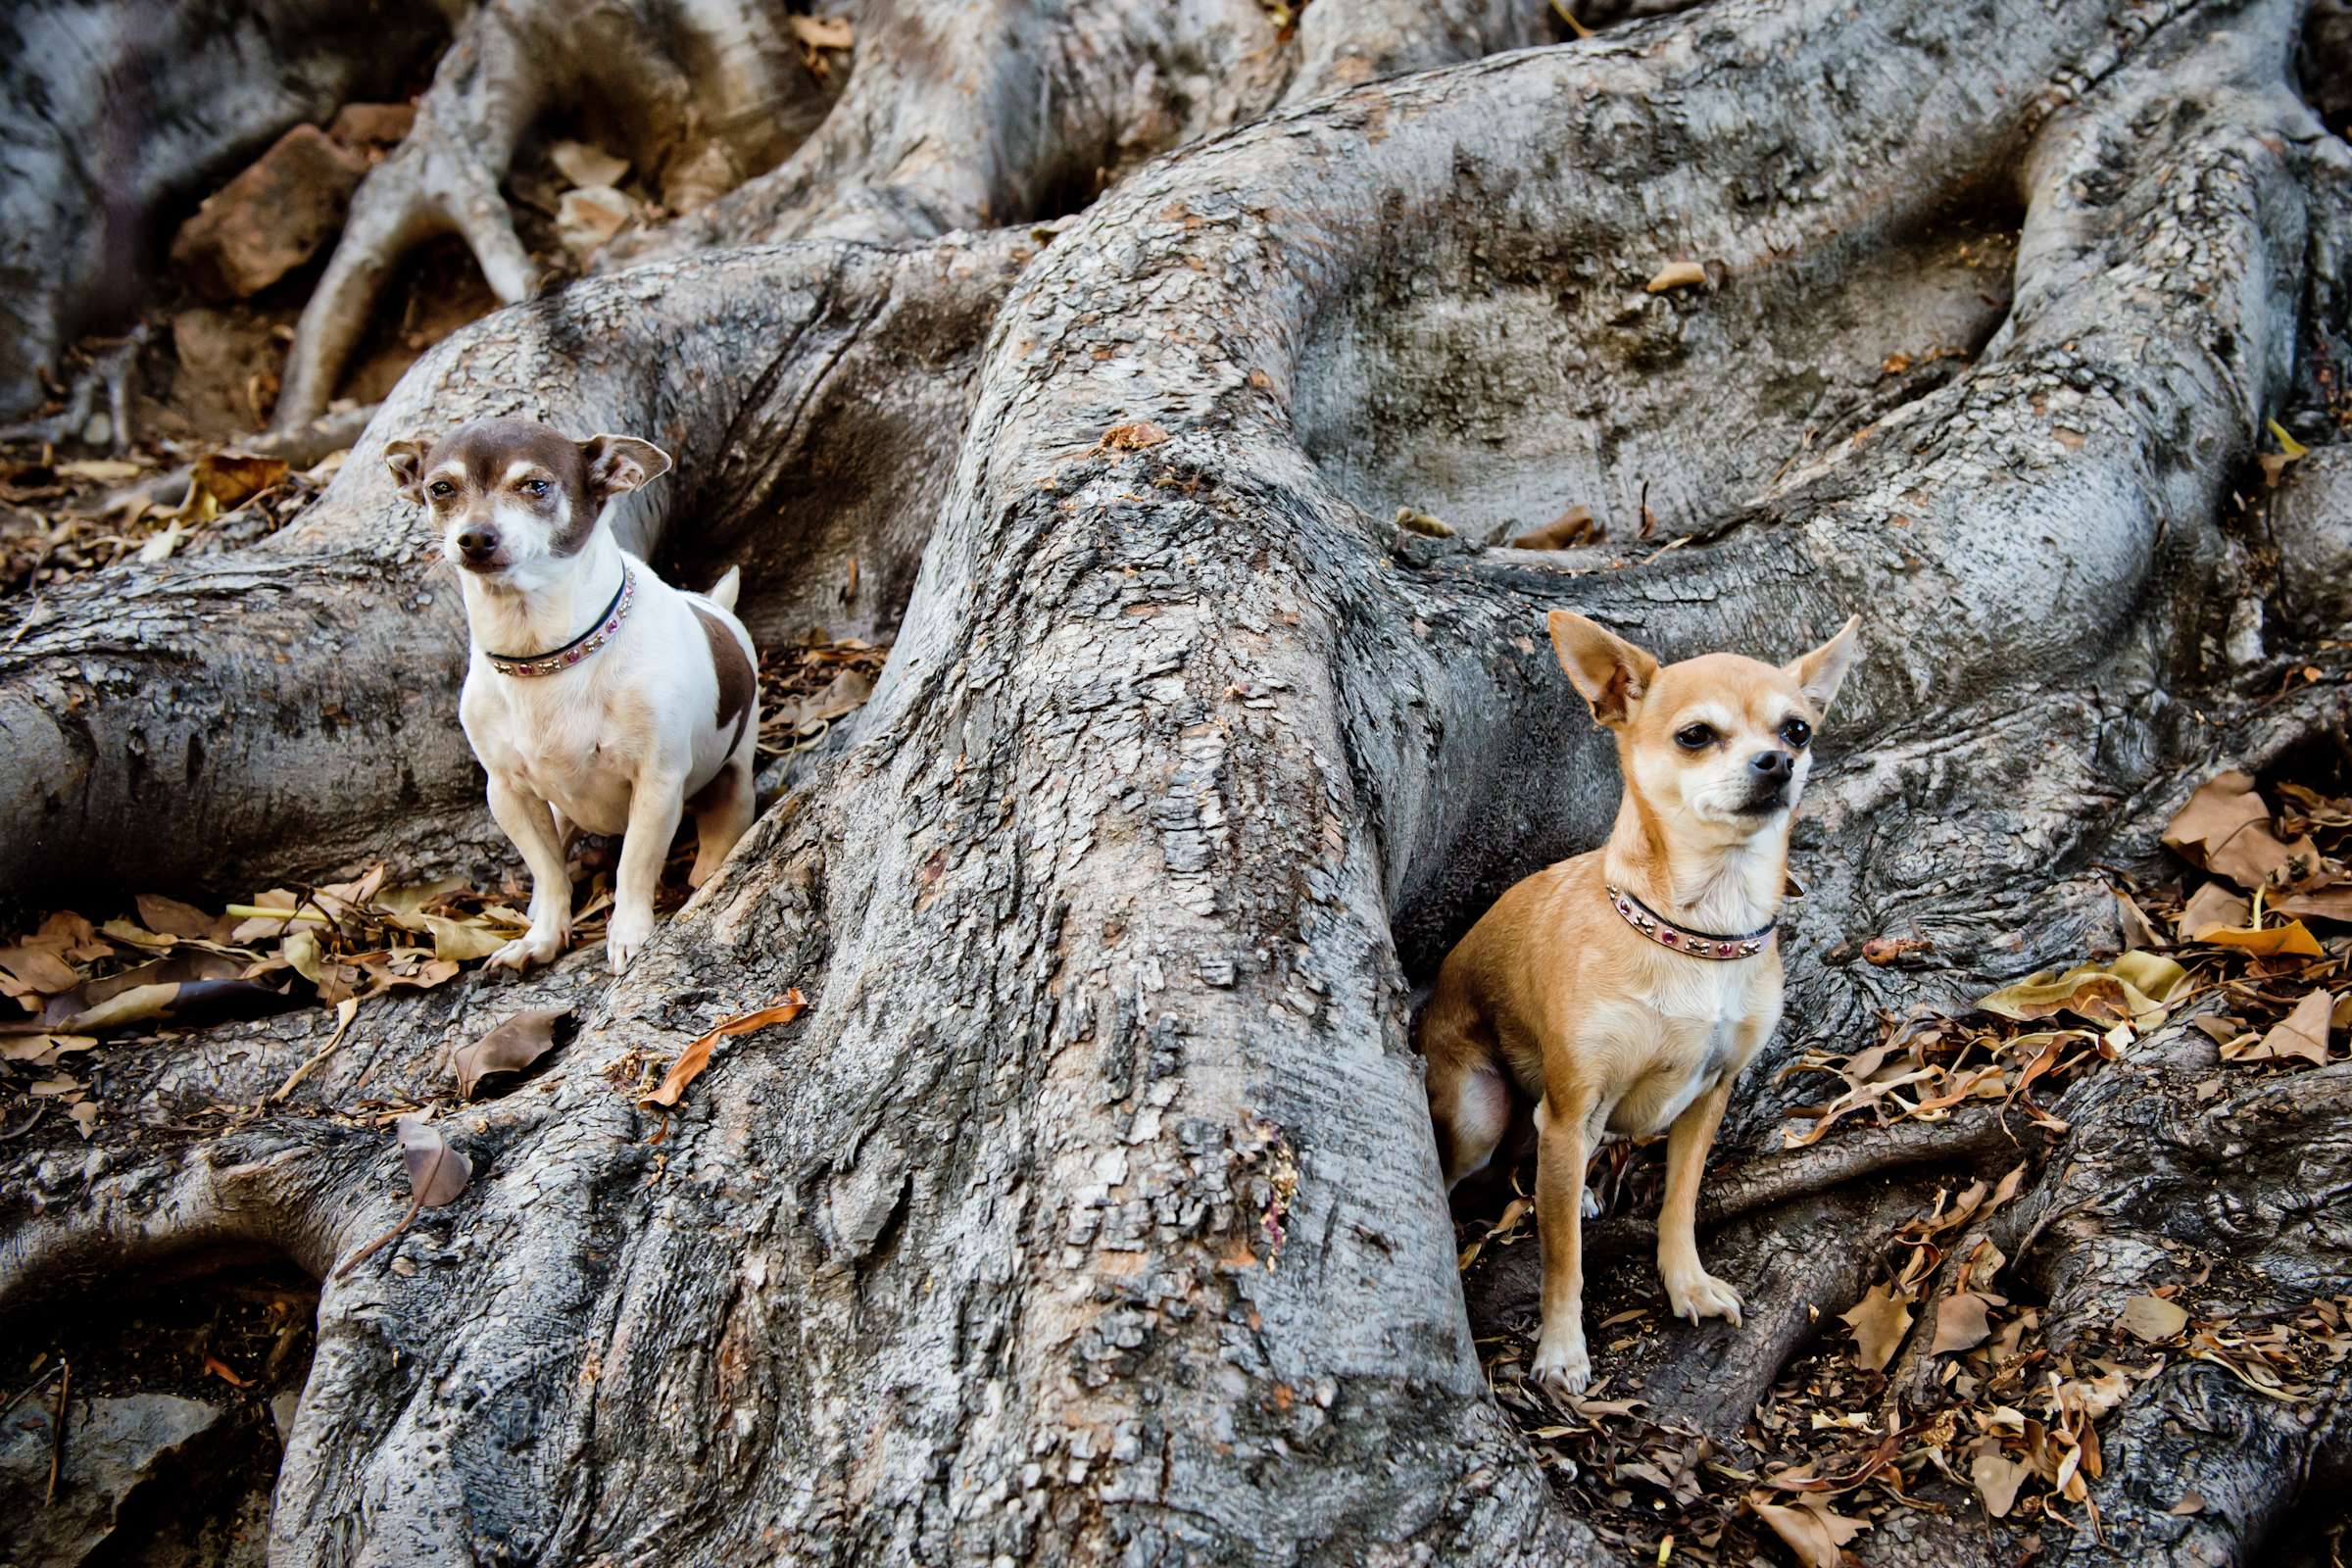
top-left (489, 926), bottom-right (567, 971)
top-left (1664, 1267), bottom-right (1744, 1327)
top-left (606, 906), bottom-right (655, 973)
top-left (1529, 1330), bottom-right (1592, 1401)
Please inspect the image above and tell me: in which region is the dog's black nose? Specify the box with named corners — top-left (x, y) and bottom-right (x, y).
top-left (457, 527), bottom-right (500, 561)
top-left (1749, 750), bottom-right (1793, 780)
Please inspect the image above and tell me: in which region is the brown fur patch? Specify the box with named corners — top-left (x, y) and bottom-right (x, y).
top-left (416, 417), bottom-right (603, 556)
top-left (694, 604), bottom-right (754, 752)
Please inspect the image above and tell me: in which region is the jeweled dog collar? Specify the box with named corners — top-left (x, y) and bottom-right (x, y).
top-left (1606, 885), bottom-right (1774, 959)
top-left (485, 564), bottom-right (634, 677)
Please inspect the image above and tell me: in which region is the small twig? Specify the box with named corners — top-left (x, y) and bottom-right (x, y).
top-left (331, 1140), bottom-right (455, 1280)
top-left (0, 1360), bottom-right (63, 1420)
top-left (44, 1357), bottom-right (69, 1506)
top-left (333, 1185), bottom-right (428, 1280)
top-left (269, 997), bottom-right (360, 1104)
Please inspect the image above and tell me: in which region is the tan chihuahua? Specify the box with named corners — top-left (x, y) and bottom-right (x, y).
top-left (1420, 610), bottom-right (1858, 1397)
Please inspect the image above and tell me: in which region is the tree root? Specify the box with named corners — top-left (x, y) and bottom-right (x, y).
top-left (272, 0), bottom-right (828, 427)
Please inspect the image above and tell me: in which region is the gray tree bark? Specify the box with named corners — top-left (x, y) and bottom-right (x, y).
top-left (3, 0), bottom-right (2350, 1562)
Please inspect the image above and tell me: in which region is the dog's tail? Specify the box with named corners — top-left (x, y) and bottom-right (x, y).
top-left (708, 565), bottom-right (742, 612)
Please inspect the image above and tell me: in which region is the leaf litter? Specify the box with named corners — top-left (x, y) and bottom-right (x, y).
top-left (1464, 762), bottom-right (2352, 1562)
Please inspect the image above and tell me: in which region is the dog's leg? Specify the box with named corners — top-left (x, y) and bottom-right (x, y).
top-left (687, 747), bottom-right (755, 890)
top-left (1530, 1086), bottom-right (1599, 1399)
top-left (606, 768), bottom-right (686, 972)
top-left (1656, 1077), bottom-right (1743, 1326)
top-left (486, 775), bottom-right (574, 971)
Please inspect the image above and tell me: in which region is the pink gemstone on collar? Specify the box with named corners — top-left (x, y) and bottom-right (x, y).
top-left (1658, 930), bottom-right (1679, 945)
top-left (1717, 942), bottom-right (1736, 956)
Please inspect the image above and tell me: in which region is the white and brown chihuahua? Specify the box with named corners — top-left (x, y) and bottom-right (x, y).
top-left (1420, 610), bottom-right (1858, 1398)
top-left (386, 416), bottom-right (759, 974)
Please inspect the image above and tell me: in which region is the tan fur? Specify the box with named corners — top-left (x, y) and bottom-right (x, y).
top-left (1421, 610), bottom-right (1858, 1398)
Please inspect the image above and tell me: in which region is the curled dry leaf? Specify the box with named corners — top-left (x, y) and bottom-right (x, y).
top-left (1746, 1494), bottom-right (1866, 1568)
top-left (2117, 1294), bottom-right (2189, 1344)
top-left (453, 1005), bottom-right (569, 1099)
top-left (1394, 506), bottom-right (1453, 538)
top-left (639, 989), bottom-right (808, 1110)
top-left (788, 13), bottom-right (852, 48)
top-left (1099, 420), bottom-right (1169, 452)
top-left (397, 1116), bottom-right (473, 1206)
top-left (1975, 951), bottom-right (2184, 1028)
top-left (1861, 934), bottom-right (1935, 966)
top-left (333, 1115), bottom-right (473, 1277)
top-left (133, 893), bottom-right (220, 939)
top-left (2197, 919), bottom-right (2324, 958)
top-left (1510, 506), bottom-right (1600, 550)
top-left (1645, 259), bottom-right (1710, 293)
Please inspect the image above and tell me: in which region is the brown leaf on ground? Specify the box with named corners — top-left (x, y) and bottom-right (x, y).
top-left (1100, 420), bottom-right (1170, 451)
top-left (2229, 989), bottom-right (2333, 1067)
top-left (1646, 260), bottom-right (1711, 293)
top-left (2178, 881), bottom-right (2251, 938)
top-left (1931, 1292), bottom-right (1992, 1355)
top-left (397, 1116), bottom-right (472, 1207)
top-left (2271, 885), bottom-right (2352, 923)
top-left (640, 990), bottom-right (808, 1109)
top-left (1972, 1449), bottom-right (2032, 1518)
top-left (2197, 919), bottom-right (2325, 958)
top-left (1747, 1494), bottom-right (1867, 1567)
top-left (134, 894), bottom-right (221, 939)
top-left (452, 1005), bottom-right (570, 1099)
top-left (2117, 1295), bottom-right (2189, 1344)
top-left (1839, 1283), bottom-right (1913, 1371)
top-left (1511, 506), bottom-right (1601, 550)
top-left (1861, 934), bottom-right (1935, 965)
top-left (2164, 771), bottom-right (2318, 890)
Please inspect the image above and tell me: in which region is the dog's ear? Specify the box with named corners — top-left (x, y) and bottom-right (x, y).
top-left (383, 437), bottom-right (429, 504)
top-left (1547, 611), bottom-right (1659, 728)
top-left (1785, 615), bottom-right (1861, 713)
top-left (579, 435), bottom-right (673, 504)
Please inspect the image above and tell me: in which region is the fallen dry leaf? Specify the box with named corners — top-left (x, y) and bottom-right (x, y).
top-left (133, 893), bottom-right (220, 939)
top-left (1100, 420), bottom-right (1169, 452)
top-left (2230, 989), bottom-right (2332, 1067)
top-left (1645, 260), bottom-right (1710, 293)
top-left (2178, 881), bottom-right (2250, 939)
top-left (334, 1115), bottom-right (473, 1277)
top-left (2117, 1294), bottom-right (2189, 1344)
top-left (2165, 771), bottom-right (2317, 890)
top-left (1972, 1449), bottom-right (2032, 1518)
top-left (2196, 919), bottom-right (2324, 958)
top-left (548, 138), bottom-right (628, 189)
top-left (640, 990), bottom-right (808, 1109)
top-left (1931, 1292), bottom-right (1993, 1355)
top-left (1976, 952), bottom-right (2184, 1028)
top-left (1511, 506), bottom-right (1600, 550)
top-left (1840, 1282), bottom-right (1913, 1372)
top-left (1747, 1494), bottom-right (1867, 1567)
top-left (788, 13), bottom-right (853, 48)
top-left (453, 1005), bottom-right (569, 1099)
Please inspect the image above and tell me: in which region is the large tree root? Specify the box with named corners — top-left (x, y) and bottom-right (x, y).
top-left (4, 0), bottom-right (2350, 1560)
top-left (0, 0), bottom-right (448, 421)
top-left (0, 232), bottom-right (1028, 896)
top-left (270, 0), bottom-right (829, 428)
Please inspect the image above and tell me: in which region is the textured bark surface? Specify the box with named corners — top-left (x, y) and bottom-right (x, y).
top-left (3, 0), bottom-right (2351, 1562)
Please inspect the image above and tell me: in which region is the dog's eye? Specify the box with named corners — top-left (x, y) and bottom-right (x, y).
top-left (427, 480), bottom-right (457, 500)
top-left (1780, 717), bottom-right (1812, 749)
top-left (1674, 723), bottom-right (1716, 751)
top-left (520, 479), bottom-right (550, 497)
